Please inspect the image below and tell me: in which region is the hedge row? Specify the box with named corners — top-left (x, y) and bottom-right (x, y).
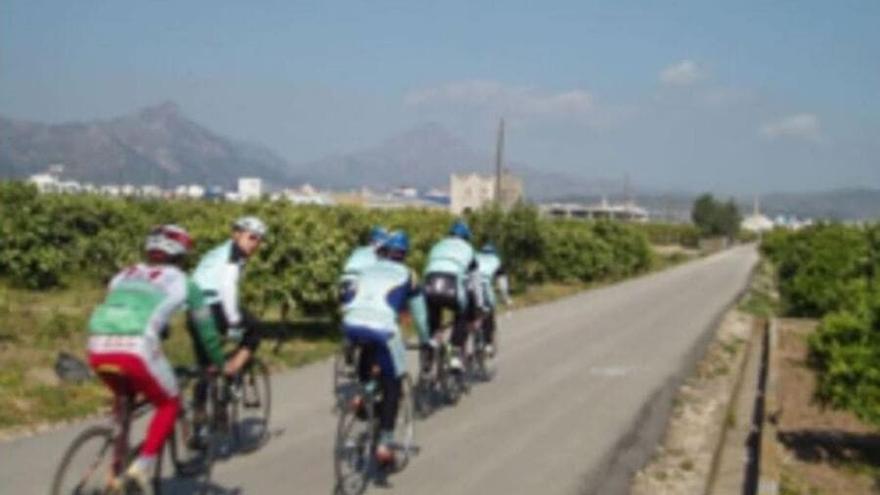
top-left (1, 181), bottom-right (653, 317)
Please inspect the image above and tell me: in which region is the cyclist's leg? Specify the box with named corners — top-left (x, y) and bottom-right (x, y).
top-left (88, 340), bottom-right (180, 474)
top-left (423, 292), bottom-right (444, 370)
top-left (190, 303), bottom-right (228, 413)
top-left (375, 333), bottom-right (404, 462)
top-left (449, 275), bottom-right (472, 349)
top-left (484, 307), bottom-right (496, 345)
top-left (227, 308), bottom-right (260, 375)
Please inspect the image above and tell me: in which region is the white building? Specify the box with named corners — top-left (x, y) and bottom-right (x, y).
top-left (449, 172), bottom-right (523, 215)
top-left (741, 197), bottom-right (774, 233)
top-left (543, 198), bottom-right (649, 222)
top-left (28, 173), bottom-right (60, 192)
top-left (238, 177), bottom-right (263, 200)
top-left (140, 185), bottom-right (162, 198)
top-left (186, 185), bottom-right (205, 199)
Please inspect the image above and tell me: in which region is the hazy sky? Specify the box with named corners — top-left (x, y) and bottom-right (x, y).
top-left (2, 1), bottom-right (878, 193)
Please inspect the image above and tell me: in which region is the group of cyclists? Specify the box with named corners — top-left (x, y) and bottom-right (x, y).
top-left (338, 220), bottom-right (510, 467)
top-left (83, 215), bottom-right (510, 493)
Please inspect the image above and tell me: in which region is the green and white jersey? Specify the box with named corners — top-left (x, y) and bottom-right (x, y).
top-left (192, 240), bottom-right (245, 327)
top-left (88, 263), bottom-right (224, 365)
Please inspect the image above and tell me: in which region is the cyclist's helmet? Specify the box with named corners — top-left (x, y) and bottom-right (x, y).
top-left (481, 242), bottom-right (497, 254)
top-left (383, 230), bottom-right (410, 260)
top-left (369, 225), bottom-right (389, 246)
top-left (145, 224), bottom-right (193, 261)
top-left (449, 219), bottom-right (472, 241)
top-left (233, 216), bottom-right (267, 239)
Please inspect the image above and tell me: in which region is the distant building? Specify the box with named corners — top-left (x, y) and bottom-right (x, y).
top-left (392, 186), bottom-right (419, 199)
top-left (185, 185), bottom-right (205, 199)
top-left (741, 197), bottom-right (774, 233)
top-left (238, 177), bottom-right (263, 200)
top-left (542, 198), bottom-right (649, 222)
top-left (450, 171), bottom-right (523, 215)
top-left (28, 173), bottom-right (60, 192)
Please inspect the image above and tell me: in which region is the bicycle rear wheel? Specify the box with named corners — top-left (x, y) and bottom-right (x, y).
top-left (333, 344), bottom-right (359, 410)
top-left (233, 357), bottom-right (271, 453)
top-left (50, 425), bottom-right (116, 495)
top-left (334, 386), bottom-right (377, 495)
top-left (389, 375), bottom-right (416, 473)
top-left (438, 346), bottom-right (465, 404)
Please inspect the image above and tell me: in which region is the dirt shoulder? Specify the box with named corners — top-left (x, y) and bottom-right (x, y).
top-left (630, 309), bottom-right (754, 495)
top-left (775, 318), bottom-right (880, 495)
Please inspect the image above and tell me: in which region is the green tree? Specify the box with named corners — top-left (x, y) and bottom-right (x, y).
top-left (691, 193), bottom-right (740, 239)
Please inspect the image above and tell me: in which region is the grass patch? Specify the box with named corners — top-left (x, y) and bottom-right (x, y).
top-left (738, 259), bottom-right (781, 318)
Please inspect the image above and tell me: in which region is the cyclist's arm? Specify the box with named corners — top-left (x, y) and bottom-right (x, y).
top-left (405, 274), bottom-right (430, 344)
top-left (186, 279), bottom-right (225, 366)
top-left (466, 255), bottom-right (485, 309)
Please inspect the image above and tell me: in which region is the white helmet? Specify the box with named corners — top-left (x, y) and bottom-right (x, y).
top-left (233, 216), bottom-right (267, 238)
top-left (145, 224), bottom-right (193, 258)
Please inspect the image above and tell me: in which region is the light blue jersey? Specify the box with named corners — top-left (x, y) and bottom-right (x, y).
top-left (476, 252), bottom-right (502, 309)
top-left (424, 237), bottom-right (475, 277)
top-left (424, 236), bottom-right (481, 310)
top-left (342, 258), bottom-right (429, 377)
top-left (341, 245), bottom-right (378, 280)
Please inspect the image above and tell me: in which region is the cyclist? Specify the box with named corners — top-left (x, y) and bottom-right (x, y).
top-left (475, 242), bottom-right (512, 357)
top-left (338, 226), bottom-right (389, 366)
top-left (422, 219), bottom-right (483, 371)
top-left (341, 230), bottom-right (429, 466)
top-left (191, 216), bottom-right (266, 376)
top-left (340, 225), bottom-right (388, 286)
top-left (86, 225), bottom-right (225, 493)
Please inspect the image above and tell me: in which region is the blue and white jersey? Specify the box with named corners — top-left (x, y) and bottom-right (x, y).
top-left (342, 259), bottom-right (427, 338)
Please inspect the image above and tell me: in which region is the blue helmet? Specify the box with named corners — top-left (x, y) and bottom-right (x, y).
top-left (481, 242), bottom-right (497, 254)
top-left (383, 230), bottom-right (409, 256)
top-left (449, 219), bottom-right (472, 241)
top-left (369, 226), bottom-right (389, 245)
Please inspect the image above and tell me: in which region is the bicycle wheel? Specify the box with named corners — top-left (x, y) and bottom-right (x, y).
top-left (50, 425), bottom-right (116, 495)
top-left (334, 385), bottom-right (377, 495)
top-left (168, 404), bottom-right (213, 479)
top-left (233, 357), bottom-right (271, 453)
top-left (438, 345), bottom-right (465, 404)
top-left (412, 368), bottom-right (435, 419)
top-left (471, 329), bottom-right (494, 383)
top-left (389, 375), bottom-right (416, 473)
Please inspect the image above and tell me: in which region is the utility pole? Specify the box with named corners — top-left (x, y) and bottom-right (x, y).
top-left (495, 118), bottom-right (504, 207)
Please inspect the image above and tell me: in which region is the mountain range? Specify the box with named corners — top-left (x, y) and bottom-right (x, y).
top-left (0, 102), bottom-right (290, 188)
top-left (0, 102), bottom-right (608, 197)
top-left (1, 102), bottom-right (878, 219)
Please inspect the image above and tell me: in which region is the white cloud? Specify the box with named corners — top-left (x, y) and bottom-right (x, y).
top-left (660, 60), bottom-right (706, 86)
top-left (760, 113), bottom-right (821, 141)
top-left (405, 80), bottom-right (594, 117)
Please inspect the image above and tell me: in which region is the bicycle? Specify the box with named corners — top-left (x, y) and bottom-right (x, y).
top-left (225, 353), bottom-right (272, 453)
top-left (334, 344), bottom-right (416, 495)
top-left (410, 327), bottom-right (467, 419)
top-left (50, 365), bottom-right (220, 495)
top-left (333, 340), bottom-right (361, 413)
top-left (464, 314), bottom-right (496, 384)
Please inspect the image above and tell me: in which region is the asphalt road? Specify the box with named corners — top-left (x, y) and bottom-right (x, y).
top-left (0, 245), bottom-right (758, 495)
